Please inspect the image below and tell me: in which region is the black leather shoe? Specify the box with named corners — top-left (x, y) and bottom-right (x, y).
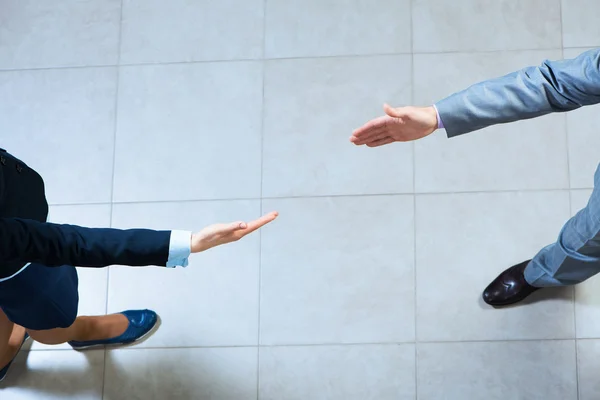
top-left (482, 260), bottom-right (540, 307)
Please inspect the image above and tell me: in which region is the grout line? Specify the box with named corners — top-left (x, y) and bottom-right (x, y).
top-left (102, 2), bottom-right (125, 398)
top-left (412, 47), bottom-right (563, 56)
top-left (0, 47), bottom-right (572, 74)
top-left (25, 337), bottom-right (586, 353)
top-left (0, 63), bottom-right (118, 73)
top-left (46, 187), bottom-right (589, 208)
top-left (49, 201), bottom-right (115, 207)
top-left (559, 0), bottom-right (580, 395)
top-left (564, 45), bottom-right (600, 51)
top-left (559, 0), bottom-right (565, 53)
top-left (408, 0), bottom-right (419, 395)
top-left (574, 336), bottom-right (580, 400)
top-left (257, 2), bottom-right (268, 399)
top-left (414, 337), bottom-right (578, 345)
top-left (570, 195), bottom-right (580, 400)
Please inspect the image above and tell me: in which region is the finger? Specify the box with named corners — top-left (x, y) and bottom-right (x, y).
top-left (352, 117), bottom-right (388, 136)
top-left (351, 127), bottom-right (390, 146)
top-left (366, 137), bottom-right (395, 147)
top-left (241, 211), bottom-right (279, 235)
top-left (351, 116), bottom-right (389, 138)
top-left (351, 125), bottom-right (388, 141)
top-left (352, 129), bottom-right (390, 146)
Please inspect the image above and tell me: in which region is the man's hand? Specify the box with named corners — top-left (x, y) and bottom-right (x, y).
top-left (350, 104), bottom-right (438, 147)
top-left (191, 211), bottom-right (279, 253)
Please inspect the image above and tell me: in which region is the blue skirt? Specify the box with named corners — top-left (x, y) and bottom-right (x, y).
top-left (0, 263), bottom-right (79, 330)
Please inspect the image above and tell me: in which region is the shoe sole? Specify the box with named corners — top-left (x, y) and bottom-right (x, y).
top-left (483, 289), bottom-right (541, 308)
top-left (71, 315), bottom-right (161, 351)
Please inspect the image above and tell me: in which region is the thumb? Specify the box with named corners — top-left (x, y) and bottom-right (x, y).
top-left (383, 103), bottom-right (406, 118)
top-left (228, 221), bottom-right (247, 231)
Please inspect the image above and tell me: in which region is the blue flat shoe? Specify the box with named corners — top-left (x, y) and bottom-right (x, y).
top-left (68, 309), bottom-right (158, 351)
top-left (0, 333), bottom-right (30, 382)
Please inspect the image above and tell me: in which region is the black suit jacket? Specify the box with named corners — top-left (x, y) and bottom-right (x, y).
top-left (0, 149), bottom-right (172, 278)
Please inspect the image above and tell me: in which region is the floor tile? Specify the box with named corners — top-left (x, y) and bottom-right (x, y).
top-left (0, 0), bottom-right (120, 69)
top-left (571, 190), bottom-right (594, 213)
top-left (412, 0), bottom-right (561, 52)
top-left (114, 62), bottom-right (262, 202)
top-left (577, 339), bottom-right (600, 400)
top-left (29, 204), bottom-right (111, 351)
top-left (563, 48), bottom-right (600, 189)
top-left (418, 341), bottom-right (577, 400)
top-left (570, 190), bottom-right (600, 338)
top-left (104, 347), bottom-right (257, 400)
top-left (109, 200), bottom-right (261, 347)
top-left (265, 0), bottom-right (410, 58)
top-left (0, 68), bottom-right (117, 204)
top-left (561, 0), bottom-right (600, 48)
top-left (121, 0), bottom-right (263, 64)
top-left (259, 344), bottom-right (415, 400)
top-left (260, 196), bottom-right (414, 345)
top-left (0, 350), bottom-right (105, 400)
top-left (416, 191), bottom-right (574, 341)
top-left (414, 50), bottom-right (568, 192)
top-left (263, 56), bottom-right (412, 197)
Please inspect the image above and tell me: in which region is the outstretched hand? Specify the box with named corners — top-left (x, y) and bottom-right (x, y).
top-left (191, 211), bottom-right (279, 253)
top-left (350, 104), bottom-right (439, 147)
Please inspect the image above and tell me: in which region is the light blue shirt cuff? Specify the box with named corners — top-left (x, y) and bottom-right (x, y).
top-left (166, 230), bottom-right (192, 268)
top-left (433, 104), bottom-right (444, 129)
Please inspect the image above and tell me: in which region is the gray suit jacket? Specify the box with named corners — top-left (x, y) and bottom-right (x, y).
top-left (435, 48), bottom-right (600, 137)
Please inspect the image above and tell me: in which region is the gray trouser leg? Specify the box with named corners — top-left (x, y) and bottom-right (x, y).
top-left (525, 165), bottom-right (600, 287)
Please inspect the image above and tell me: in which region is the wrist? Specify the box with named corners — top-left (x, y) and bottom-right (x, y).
top-left (191, 233), bottom-right (204, 253)
top-left (431, 104), bottom-right (443, 130)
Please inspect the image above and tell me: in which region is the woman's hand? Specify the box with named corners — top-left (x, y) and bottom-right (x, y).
top-left (191, 211), bottom-right (279, 253)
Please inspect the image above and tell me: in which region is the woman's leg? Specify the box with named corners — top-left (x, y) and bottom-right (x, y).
top-left (0, 309), bottom-right (26, 368)
top-left (26, 313), bottom-right (129, 345)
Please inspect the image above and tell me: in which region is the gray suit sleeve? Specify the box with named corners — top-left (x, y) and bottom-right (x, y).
top-left (435, 48), bottom-right (600, 137)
